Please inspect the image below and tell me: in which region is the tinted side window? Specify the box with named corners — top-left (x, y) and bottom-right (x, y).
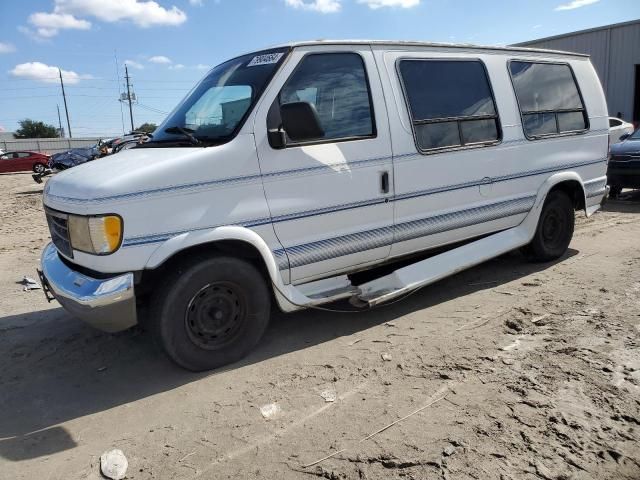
top-left (399, 60), bottom-right (500, 152)
top-left (609, 118), bottom-right (621, 128)
top-left (277, 53), bottom-right (374, 143)
top-left (509, 61), bottom-right (588, 138)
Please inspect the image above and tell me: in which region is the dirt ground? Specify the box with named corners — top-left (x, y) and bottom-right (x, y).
top-left (0, 171), bottom-right (639, 480)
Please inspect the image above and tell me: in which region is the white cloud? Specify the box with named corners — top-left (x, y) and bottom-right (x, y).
top-left (9, 62), bottom-right (92, 84)
top-left (189, 0), bottom-right (203, 5)
top-left (29, 0), bottom-right (187, 33)
top-left (148, 55), bottom-right (172, 64)
top-left (195, 63), bottom-right (211, 70)
top-left (28, 12), bottom-right (91, 37)
top-left (169, 63), bottom-right (185, 69)
top-left (357, 0), bottom-right (419, 8)
top-left (0, 42), bottom-right (16, 53)
top-left (124, 59), bottom-right (144, 69)
top-left (555, 0), bottom-right (599, 11)
top-left (57, 0), bottom-right (187, 26)
top-left (285, 0), bottom-right (341, 13)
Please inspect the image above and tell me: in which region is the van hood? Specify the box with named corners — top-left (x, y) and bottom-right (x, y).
top-left (44, 146), bottom-right (224, 213)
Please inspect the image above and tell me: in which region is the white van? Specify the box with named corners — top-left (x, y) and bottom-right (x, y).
top-left (39, 41), bottom-right (609, 371)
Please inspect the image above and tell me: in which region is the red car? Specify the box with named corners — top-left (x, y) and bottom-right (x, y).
top-left (0, 151), bottom-right (50, 174)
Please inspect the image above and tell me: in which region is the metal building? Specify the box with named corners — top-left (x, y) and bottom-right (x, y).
top-left (515, 19), bottom-right (640, 127)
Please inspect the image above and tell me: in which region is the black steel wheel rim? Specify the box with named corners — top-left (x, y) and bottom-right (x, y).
top-left (541, 206), bottom-right (565, 249)
top-left (184, 282), bottom-right (247, 350)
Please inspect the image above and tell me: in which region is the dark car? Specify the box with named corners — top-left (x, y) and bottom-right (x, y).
top-left (49, 146), bottom-right (100, 171)
top-left (0, 151), bottom-right (50, 173)
top-left (608, 129), bottom-right (640, 197)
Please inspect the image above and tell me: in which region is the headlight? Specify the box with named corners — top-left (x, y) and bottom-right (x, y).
top-left (68, 215), bottom-right (123, 255)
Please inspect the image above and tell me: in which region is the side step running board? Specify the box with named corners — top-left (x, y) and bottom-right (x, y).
top-left (355, 226), bottom-right (530, 307)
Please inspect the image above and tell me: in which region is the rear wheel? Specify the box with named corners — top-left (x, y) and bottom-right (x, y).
top-left (33, 163), bottom-right (46, 174)
top-left (522, 190), bottom-right (574, 262)
top-left (151, 256), bottom-right (271, 371)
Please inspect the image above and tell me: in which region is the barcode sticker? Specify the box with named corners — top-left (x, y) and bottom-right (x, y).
top-left (247, 52), bottom-right (284, 67)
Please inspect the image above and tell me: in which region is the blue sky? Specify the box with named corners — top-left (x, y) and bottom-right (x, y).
top-left (0, 0), bottom-right (638, 137)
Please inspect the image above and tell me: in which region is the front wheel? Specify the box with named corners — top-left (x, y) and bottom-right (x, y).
top-left (33, 163), bottom-right (46, 174)
top-left (151, 256), bottom-right (271, 371)
top-left (522, 190), bottom-right (574, 262)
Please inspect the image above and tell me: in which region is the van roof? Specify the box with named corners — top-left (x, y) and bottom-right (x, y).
top-left (271, 40), bottom-right (590, 59)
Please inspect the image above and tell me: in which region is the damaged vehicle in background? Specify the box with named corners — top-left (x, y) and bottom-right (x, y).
top-left (33, 143), bottom-right (109, 183)
top-left (49, 145), bottom-right (101, 171)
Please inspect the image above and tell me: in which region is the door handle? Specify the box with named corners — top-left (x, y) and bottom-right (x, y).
top-left (380, 171), bottom-right (390, 194)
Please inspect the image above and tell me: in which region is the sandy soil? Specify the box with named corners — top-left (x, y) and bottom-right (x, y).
top-left (0, 171), bottom-right (639, 480)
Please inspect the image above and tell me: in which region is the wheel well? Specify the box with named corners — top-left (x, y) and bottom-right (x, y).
top-left (548, 180), bottom-right (585, 211)
top-left (137, 240), bottom-right (271, 298)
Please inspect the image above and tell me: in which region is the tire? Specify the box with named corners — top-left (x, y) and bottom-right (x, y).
top-left (150, 255), bottom-right (271, 371)
top-left (609, 185), bottom-right (622, 198)
top-left (33, 163), bottom-right (46, 174)
top-left (522, 190), bottom-right (574, 262)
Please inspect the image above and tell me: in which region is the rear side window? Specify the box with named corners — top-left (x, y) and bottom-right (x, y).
top-left (509, 61), bottom-right (588, 138)
top-left (275, 53), bottom-right (375, 144)
top-left (398, 59), bottom-right (501, 152)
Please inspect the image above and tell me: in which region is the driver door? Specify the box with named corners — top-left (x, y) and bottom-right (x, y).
top-left (253, 46), bottom-right (394, 283)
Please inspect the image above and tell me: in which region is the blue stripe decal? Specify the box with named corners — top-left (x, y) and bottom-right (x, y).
top-left (47, 173), bottom-right (264, 205)
top-left (275, 195), bottom-right (536, 269)
top-left (262, 155), bottom-right (390, 180)
top-left (584, 178), bottom-right (607, 198)
top-left (46, 156), bottom-right (391, 205)
top-left (121, 158), bottom-right (606, 248)
top-left (122, 216), bottom-right (272, 247)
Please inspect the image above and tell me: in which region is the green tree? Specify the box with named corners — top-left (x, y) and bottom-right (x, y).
top-left (14, 119), bottom-right (59, 139)
top-left (136, 122), bottom-right (157, 134)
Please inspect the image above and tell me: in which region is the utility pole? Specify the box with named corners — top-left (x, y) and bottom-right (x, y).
top-left (56, 104), bottom-right (64, 138)
top-left (59, 69), bottom-right (72, 138)
top-left (124, 64), bottom-right (134, 132)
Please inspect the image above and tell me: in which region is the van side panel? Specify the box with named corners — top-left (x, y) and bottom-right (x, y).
top-left (374, 46), bottom-right (607, 263)
top-left (377, 47), bottom-right (533, 260)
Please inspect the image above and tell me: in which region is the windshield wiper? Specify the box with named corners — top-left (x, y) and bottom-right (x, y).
top-left (164, 126), bottom-right (202, 145)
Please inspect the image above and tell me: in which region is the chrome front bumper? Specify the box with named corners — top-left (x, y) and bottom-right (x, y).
top-left (39, 243), bottom-right (138, 332)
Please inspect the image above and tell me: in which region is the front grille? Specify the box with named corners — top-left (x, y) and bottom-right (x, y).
top-left (45, 209), bottom-right (73, 258)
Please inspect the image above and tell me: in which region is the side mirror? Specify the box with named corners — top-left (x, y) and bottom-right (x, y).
top-left (619, 132), bottom-right (631, 141)
top-left (267, 129), bottom-right (286, 149)
top-left (280, 102), bottom-right (324, 143)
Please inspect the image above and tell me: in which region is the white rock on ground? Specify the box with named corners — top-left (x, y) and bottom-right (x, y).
top-left (100, 449), bottom-right (128, 480)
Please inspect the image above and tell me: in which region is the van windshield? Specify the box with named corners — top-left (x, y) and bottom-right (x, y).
top-left (145, 48), bottom-right (289, 147)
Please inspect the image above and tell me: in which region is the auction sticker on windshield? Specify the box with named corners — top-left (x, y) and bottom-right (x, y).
top-left (247, 52), bottom-right (284, 67)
